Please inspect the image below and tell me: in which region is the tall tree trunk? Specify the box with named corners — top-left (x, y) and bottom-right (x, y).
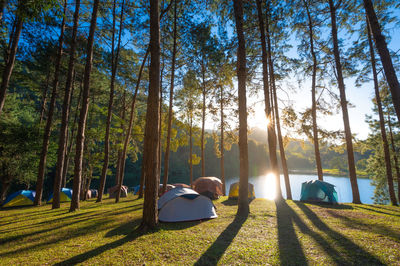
top-left (34, 2), bottom-right (67, 206)
top-left (363, 0), bottom-right (400, 124)
top-left (39, 68), bottom-right (51, 124)
top-left (189, 116), bottom-right (193, 188)
top-left (0, 14), bottom-right (22, 117)
top-left (267, 19), bottom-right (291, 199)
top-left (201, 63), bottom-right (206, 177)
top-left (387, 113), bottom-right (400, 202)
top-left (233, 0), bottom-right (249, 216)
top-left (162, 0), bottom-right (178, 194)
top-left (110, 48), bottom-right (149, 203)
top-left (62, 78), bottom-right (83, 188)
top-left (157, 56), bottom-right (164, 194)
top-left (328, 0), bottom-right (361, 204)
top-left (141, 0), bottom-right (160, 229)
top-left (115, 90), bottom-right (126, 185)
top-left (220, 86), bottom-right (225, 195)
top-left (70, 0), bottom-right (100, 212)
top-left (99, 0), bottom-right (125, 203)
top-left (264, 1), bottom-right (283, 201)
top-left (272, 76), bottom-right (292, 200)
top-left (303, 0), bottom-right (323, 180)
top-left (367, 17), bottom-right (397, 206)
top-left (52, 0), bottom-right (81, 209)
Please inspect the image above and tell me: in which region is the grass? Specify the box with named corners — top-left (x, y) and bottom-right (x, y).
top-left (1, 196), bottom-right (399, 265)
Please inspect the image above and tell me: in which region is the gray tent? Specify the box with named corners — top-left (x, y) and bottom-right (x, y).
top-left (158, 187), bottom-right (217, 222)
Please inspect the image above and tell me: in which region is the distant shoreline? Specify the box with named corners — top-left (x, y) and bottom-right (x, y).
top-left (288, 169), bottom-right (370, 179)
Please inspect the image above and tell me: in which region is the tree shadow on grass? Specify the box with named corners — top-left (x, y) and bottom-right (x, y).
top-left (194, 214), bottom-right (247, 265)
top-left (294, 202), bottom-right (385, 265)
top-left (299, 201), bottom-right (354, 210)
top-left (276, 200), bottom-right (308, 265)
top-left (353, 205), bottom-right (400, 218)
top-left (160, 220), bottom-right (203, 230)
top-left (220, 198), bottom-right (254, 206)
top-left (326, 210), bottom-right (400, 242)
top-left (54, 219), bottom-right (148, 265)
top-left (0, 207), bottom-right (142, 247)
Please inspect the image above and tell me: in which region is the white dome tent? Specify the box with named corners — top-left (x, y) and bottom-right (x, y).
top-left (158, 187), bottom-right (217, 222)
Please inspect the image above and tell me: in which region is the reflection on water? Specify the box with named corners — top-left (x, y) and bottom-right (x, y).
top-left (225, 174), bottom-right (374, 204)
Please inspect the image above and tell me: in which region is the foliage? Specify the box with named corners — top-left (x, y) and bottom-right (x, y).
top-left (0, 93), bottom-right (43, 199)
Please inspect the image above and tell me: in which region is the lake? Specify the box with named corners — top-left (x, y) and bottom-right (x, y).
top-left (225, 174), bottom-right (375, 204)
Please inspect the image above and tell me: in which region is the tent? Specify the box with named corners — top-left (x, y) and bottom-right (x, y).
top-left (193, 177), bottom-right (223, 200)
top-left (86, 189), bottom-right (98, 199)
top-left (228, 182), bottom-right (256, 200)
top-left (108, 185), bottom-right (128, 198)
top-left (47, 188), bottom-right (72, 203)
top-left (133, 185), bottom-right (141, 195)
top-left (300, 180), bottom-right (338, 204)
top-left (3, 190), bottom-right (35, 207)
top-left (158, 187), bottom-right (217, 222)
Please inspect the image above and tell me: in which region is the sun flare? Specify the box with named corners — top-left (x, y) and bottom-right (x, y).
top-left (264, 173), bottom-right (277, 200)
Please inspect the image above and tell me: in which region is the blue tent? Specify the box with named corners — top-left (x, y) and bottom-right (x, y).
top-left (300, 180), bottom-right (338, 204)
top-left (2, 190), bottom-right (35, 207)
top-left (47, 188), bottom-right (72, 203)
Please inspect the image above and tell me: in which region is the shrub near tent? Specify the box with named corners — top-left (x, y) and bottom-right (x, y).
top-left (228, 182), bottom-right (255, 200)
top-left (2, 190), bottom-right (36, 207)
top-left (158, 187), bottom-right (217, 222)
top-left (47, 188), bottom-right (72, 203)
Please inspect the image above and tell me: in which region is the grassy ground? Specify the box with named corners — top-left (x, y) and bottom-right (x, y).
top-left (1, 196), bottom-right (399, 265)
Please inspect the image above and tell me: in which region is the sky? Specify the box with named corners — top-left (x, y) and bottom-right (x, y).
top-left (246, 9), bottom-right (400, 141)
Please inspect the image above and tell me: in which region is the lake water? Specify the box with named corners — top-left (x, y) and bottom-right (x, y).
top-left (225, 174), bottom-right (375, 204)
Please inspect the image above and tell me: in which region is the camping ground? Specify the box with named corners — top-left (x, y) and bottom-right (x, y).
top-left (1, 196), bottom-right (399, 265)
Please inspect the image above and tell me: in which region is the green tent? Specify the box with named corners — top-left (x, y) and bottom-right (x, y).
top-left (300, 180), bottom-right (338, 204)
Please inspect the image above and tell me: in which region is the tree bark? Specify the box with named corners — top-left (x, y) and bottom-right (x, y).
top-left (162, 0), bottom-right (178, 194)
top-left (201, 62), bottom-right (206, 177)
top-left (62, 78), bottom-right (82, 188)
top-left (189, 116), bottom-right (193, 188)
top-left (233, 0), bottom-right (249, 216)
top-left (99, 0), bottom-right (125, 203)
top-left (0, 14), bottom-right (22, 117)
top-left (328, 0), bottom-right (361, 204)
top-left (220, 86), bottom-right (225, 195)
top-left (34, 1), bottom-right (67, 206)
top-left (303, 0), bottom-right (323, 181)
top-left (70, 0), bottom-right (100, 212)
top-left (39, 68), bottom-right (51, 124)
top-left (115, 90), bottom-right (126, 185)
top-left (157, 55), bottom-right (164, 194)
top-left (264, 1), bottom-right (283, 201)
top-left (363, 0), bottom-right (400, 125)
top-left (52, 0), bottom-right (81, 209)
top-left (141, 0), bottom-right (160, 229)
top-left (272, 74), bottom-right (292, 200)
top-left (387, 112), bottom-right (400, 202)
